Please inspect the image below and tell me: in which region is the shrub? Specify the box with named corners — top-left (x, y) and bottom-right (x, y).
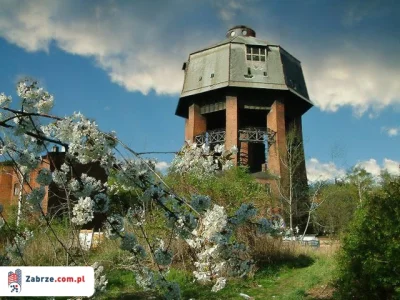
top-left (336, 175), bottom-right (400, 299)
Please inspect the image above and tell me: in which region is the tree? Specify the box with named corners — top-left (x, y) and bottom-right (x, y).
top-left (346, 166), bottom-right (374, 203)
top-left (313, 182), bottom-right (358, 236)
top-left (337, 173), bottom-right (400, 299)
top-left (277, 125), bottom-right (308, 234)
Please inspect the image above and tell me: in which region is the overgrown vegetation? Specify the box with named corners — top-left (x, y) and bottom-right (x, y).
top-left (336, 174), bottom-right (400, 299)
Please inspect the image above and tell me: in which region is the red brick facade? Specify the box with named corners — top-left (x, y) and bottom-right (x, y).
top-left (0, 151), bottom-right (106, 221)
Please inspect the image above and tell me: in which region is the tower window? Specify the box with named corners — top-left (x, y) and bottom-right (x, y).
top-left (246, 46), bottom-right (267, 62)
top-left (14, 183), bottom-right (20, 196)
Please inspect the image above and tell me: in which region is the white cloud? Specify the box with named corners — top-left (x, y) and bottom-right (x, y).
top-left (306, 158), bottom-right (346, 183)
top-left (355, 158), bottom-right (400, 176)
top-left (382, 126), bottom-right (400, 137)
top-left (303, 49), bottom-right (400, 116)
top-left (0, 0), bottom-right (399, 116)
top-left (307, 157), bottom-right (400, 182)
top-left (0, 0), bottom-right (211, 95)
top-left (155, 161), bottom-right (170, 172)
top-left (355, 159), bottom-right (381, 176)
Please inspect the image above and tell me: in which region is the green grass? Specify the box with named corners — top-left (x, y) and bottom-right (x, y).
top-left (99, 252), bottom-right (337, 300)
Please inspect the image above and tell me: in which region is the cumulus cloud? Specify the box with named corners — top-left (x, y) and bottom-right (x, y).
top-left (381, 126), bottom-right (400, 137)
top-left (307, 157), bottom-right (400, 182)
top-left (155, 161), bottom-right (170, 172)
top-left (0, 0), bottom-right (212, 95)
top-left (0, 0), bottom-right (399, 116)
top-left (356, 158), bottom-right (400, 176)
top-left (306, 158), bottom-right (346, 183)
top-left (303, 49), bottom-right (400, 116)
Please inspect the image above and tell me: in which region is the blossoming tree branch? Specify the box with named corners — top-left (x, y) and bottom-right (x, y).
top-left (0, 79), bottom-right (285, 299)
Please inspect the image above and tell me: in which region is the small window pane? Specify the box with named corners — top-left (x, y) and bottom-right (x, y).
top-left (246, 54), bottom-right (251, 60)
top-left (260, 56), bottom-right (265, 62)
top-left (246, 46), bottom-right (251, 54)
top-left (253, 55), bottom-right (259, 61)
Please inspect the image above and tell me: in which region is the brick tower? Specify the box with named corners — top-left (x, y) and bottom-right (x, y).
top-left (175, 25), bottom-right (313, 194)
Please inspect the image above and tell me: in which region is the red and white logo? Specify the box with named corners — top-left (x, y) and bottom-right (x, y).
top-left (8, 269), bottom-right (22, 293)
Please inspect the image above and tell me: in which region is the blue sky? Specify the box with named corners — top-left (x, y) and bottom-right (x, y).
top-left (0, 0), bottom-right (399, 181)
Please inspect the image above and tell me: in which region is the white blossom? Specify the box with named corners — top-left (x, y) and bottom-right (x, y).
top-left (0, 93), bottom-right (11, 107)
top-left (134, 268), bottom-right (156, 290)
top-left (92, 262), bottom-right (108, 293)
top-left (52, 169), bottom-right (68, 186)
top-left (170, 142), bottom-right (236, 178)
top-left (211, 277), bottom-right (226, 292)
top-left (6, 228), bottom-right (33, 258)
top-left (69, 174), bottom-right (103, 198)
top-left (203, 205), bottom-right (227, 240)
top-left (71, 197), bottom-right (94, 226)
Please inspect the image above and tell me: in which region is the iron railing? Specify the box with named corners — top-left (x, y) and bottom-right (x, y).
top-left (194, 128), bottom-right (276, 146)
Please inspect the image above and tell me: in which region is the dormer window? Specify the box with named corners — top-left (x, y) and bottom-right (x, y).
top-left (246, 46), bottom-right (267, 62)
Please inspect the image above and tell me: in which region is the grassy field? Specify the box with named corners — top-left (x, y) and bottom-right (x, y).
top-left (102, 244), bottom-right (338, 300)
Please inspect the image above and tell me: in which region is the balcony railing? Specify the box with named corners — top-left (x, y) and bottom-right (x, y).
top-left (194, 127), bottom-right (276, 146)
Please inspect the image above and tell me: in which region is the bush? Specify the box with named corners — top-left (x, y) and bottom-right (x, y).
top-left (336, 175), bottom-right (400, 299)
top-left (165, 166), bottom-right (272, 215)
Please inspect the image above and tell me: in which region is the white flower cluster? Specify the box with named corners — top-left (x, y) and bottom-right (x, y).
top-left (186, 204), bottom-right (257, 292)
top-left (0, 93), bottom-right (11, 108)
top-left (5, 228), bottom-right (33, 258)
top-left (71, 197), bottom-right (94, 226)
top-left (126, 207), bottom-right (146, 226)
top-left (52, 164), bottom-right (69, 186)
top-left (41, 113), bottom-right (116, 169)
top-left (92, 262), bottom-right (108, 294)
top-left (114, 160), bottom-right (154, 190)
top-left (134, 267), bottom-right (156, 290)
top-left (69, 174), bottom-right (103, 198)
top-left (36, 168), bottom-right (52, 186)
top-left (16, 80), bottom-right (54, 114)
top-left (170, 142), bottom-right (237, 178)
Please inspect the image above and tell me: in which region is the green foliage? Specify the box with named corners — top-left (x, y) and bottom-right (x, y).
top-left (165, 166), bottom-right (272, 214)
top-left (336, 175), bottom-right (400, 299)
top-left (313, 182), bottom-right (358, 235)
